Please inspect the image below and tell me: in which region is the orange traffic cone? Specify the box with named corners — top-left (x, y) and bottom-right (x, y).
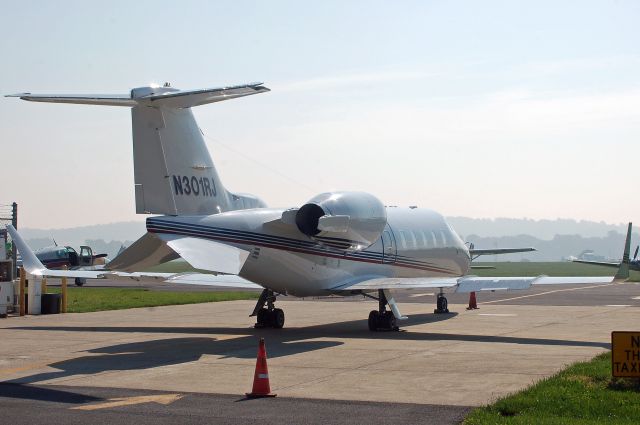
top-left (246, 337), bottom-right (276, 398)
top-left (466, 291), bottom-right (479, 310)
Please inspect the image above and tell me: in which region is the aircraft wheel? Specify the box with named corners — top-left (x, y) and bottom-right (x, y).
top-left (434, 295), bottom-right (449, 314)
top-left (368, 310), bottom-right (379, 331)
top-left (383, 311), bottom-right (397, 330)
top-left (74, 278), bottom-right (86, 287)
top-left (272, 308), bottom-right (285, 329)
top-left (256, 308), bottom-right (269, 327)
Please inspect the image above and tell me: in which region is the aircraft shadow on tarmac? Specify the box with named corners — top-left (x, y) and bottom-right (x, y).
top-left (0, 383), bottom-right (102, 404)
top-left (11, 311), bottom-right (609, 385)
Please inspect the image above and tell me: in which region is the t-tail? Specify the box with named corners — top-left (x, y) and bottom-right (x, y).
top-left (6, 83), bottom-right (269, 216)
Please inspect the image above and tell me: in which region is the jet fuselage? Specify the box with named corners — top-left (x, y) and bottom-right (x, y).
top-left (147, 207), bottom-right (471, 297)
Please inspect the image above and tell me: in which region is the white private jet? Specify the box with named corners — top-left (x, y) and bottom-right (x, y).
top-left (5, 83), bottom-right (632, 331)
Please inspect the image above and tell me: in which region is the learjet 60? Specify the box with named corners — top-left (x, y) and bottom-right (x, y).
top-left (6, 83), bottom-right (631, 331)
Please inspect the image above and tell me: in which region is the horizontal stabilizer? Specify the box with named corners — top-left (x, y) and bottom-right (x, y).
top-left (5, 83), bottom-right (269, 109)
top-left (141, 83), bottom-right (270, 108)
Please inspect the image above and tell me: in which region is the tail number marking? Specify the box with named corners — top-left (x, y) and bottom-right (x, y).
top-left (172, 175), bottom-right (217, 197)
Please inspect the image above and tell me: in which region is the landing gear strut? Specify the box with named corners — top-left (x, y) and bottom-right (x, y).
top-left (368, 289), bottom-right (399, 332)
top-left (434, 288), bottom-right (449, 314)
top-left (252, 289), bottom-right (285, 329)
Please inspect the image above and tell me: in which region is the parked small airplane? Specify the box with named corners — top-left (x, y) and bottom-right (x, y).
top-left (31, 244), bottom-right (108, 286)
top-left (5, 83), bottom-right (632, 331)
top-left (573, 245), bottom-right (639, 272)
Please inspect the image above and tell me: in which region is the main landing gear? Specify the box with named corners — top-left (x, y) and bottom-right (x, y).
top-left (434, 288), bottom-right (449, 314)
top-left (368, 289), bottom-right (399, 332)
top-left (252, 289), bottom-right (285, 329)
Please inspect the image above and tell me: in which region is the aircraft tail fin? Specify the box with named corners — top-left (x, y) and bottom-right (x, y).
top-left (614, 222), bottom-right (632, 281)
top-left (7, 83), bottom-right (270, 216)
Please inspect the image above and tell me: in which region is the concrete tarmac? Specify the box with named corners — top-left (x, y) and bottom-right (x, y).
top-left (1, 283), bottom-right (639, 423)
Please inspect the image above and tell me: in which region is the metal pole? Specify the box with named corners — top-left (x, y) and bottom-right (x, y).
top-left (61, 266), bottom-right (68, 313)
top-left (19, 267), bottom-right (25, 316)
top-left (11, 203), bottom-right (17, 281)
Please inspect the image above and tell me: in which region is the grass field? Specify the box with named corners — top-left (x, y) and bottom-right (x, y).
top-left (464, 352), bottom-right (640, 424)
top-left (47, 287), bottom-right (260, 313)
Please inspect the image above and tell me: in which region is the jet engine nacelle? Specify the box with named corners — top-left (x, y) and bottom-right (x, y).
top-left (288, 191), bottom-right (387, 250)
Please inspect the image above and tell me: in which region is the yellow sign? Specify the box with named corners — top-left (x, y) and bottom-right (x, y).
top-left (611, 331), bottom-right (640, 377)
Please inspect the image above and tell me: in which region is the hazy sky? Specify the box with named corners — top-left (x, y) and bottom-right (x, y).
top-left (1, 0), bottom-right (639, 228)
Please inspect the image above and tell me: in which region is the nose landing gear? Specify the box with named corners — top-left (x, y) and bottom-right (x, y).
top-left (252, 289), bottom-right (285, 329)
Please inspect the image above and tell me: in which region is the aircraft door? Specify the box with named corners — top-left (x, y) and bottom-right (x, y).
top-left (382, 224), bottom-right (397, 263)
top-left (79, 246), bottom-right (93, 267)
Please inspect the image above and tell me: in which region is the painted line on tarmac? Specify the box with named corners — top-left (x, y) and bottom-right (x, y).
top-left (408, 293), bottom-right (435, 298)
top-left (71, 394), bottom-right (183, 411)
top-left (478, 283), bottom-right (616, 305)
top-left (633, 296), bottom-right (640, 300)
top-left (605, 305), bottom-right (631, 307)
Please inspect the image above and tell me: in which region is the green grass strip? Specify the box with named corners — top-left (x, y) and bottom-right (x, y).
top-left (464, 352), bottom-right (640, 424)
top-left (46, 287), bottom-right (259, 313)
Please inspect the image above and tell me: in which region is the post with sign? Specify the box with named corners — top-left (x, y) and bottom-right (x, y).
top-left (611, 332), bottom-right (640, 380)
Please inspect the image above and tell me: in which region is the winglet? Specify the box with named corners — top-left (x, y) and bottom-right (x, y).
top-left (614, 222), bottom-right (632, 281)
top-left (6, 225), bottom-right (46, 275)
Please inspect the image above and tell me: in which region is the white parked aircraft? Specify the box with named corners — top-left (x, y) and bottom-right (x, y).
top-left (6, 83), bottom-right (632, 331)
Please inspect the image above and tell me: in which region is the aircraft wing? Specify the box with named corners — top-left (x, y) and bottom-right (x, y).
top-left (571, 259), bottom-right (619, 268)
top-left (6, 225), bottom-right (262, 290)
top-left (469, 247), bottom-right (536, 257)
top-left (332, 274), bottom-right (619, 294)
top-left (165, 273), bottom-right (262, 289)
top-left (335, 223), bottom-right (633, 293)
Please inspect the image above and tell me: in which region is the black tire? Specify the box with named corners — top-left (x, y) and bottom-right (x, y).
top-left (74, 278), bottom-right (86, 287)
top-left (384, 312), bottom-right (396, 330)
top-left (441, 297), bottom-right (448, 313)
top-left (368, 310), bottom-right (379, 331)
top-left (257, 308), bottom-right (269, 326)
top-left (272, 308), bottom-right (285, 329)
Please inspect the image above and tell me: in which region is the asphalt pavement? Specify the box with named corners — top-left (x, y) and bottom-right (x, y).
top-left (0, 384), bottom-right (471, 425)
